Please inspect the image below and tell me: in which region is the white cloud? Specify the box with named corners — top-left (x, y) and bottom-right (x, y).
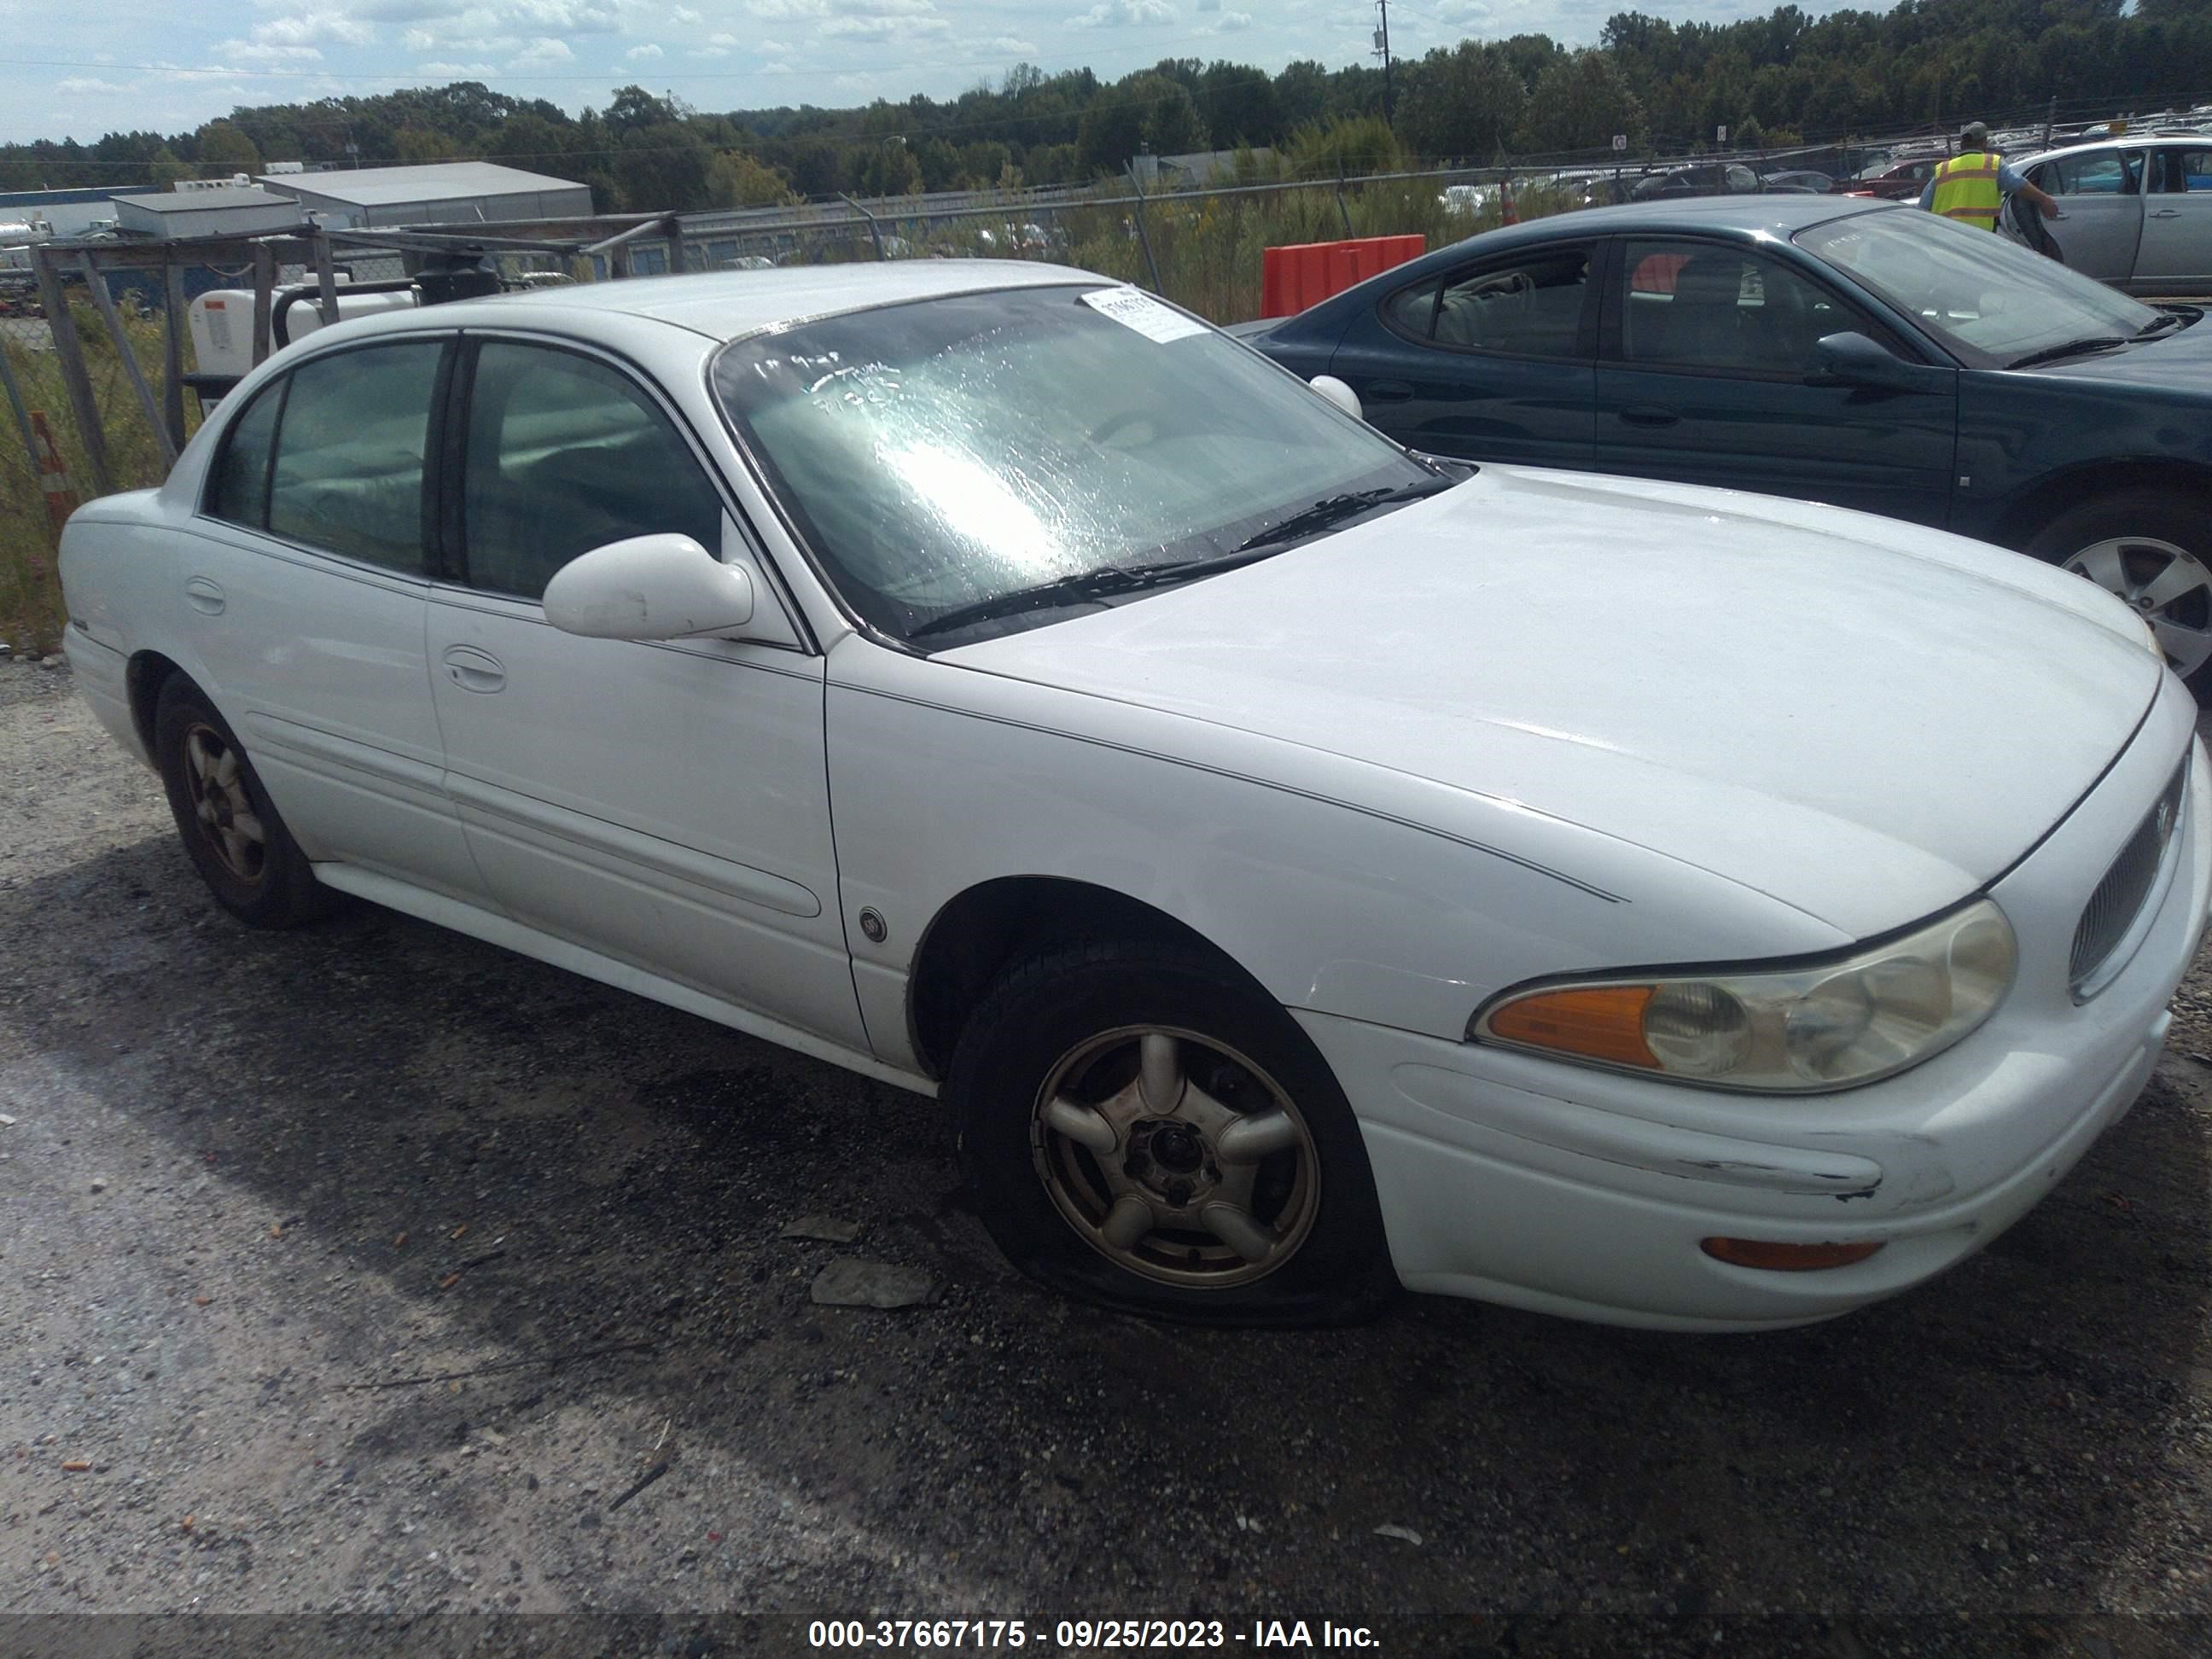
top-left (626, 42), bottom-right (663, 58)
top-left (1216, 7), bottom-right (1251, 28)
top-left (253, 12), bottom-right (375, 46)
top-left (744, 0), bottom-right (826, 15)
top-left (1435, 0), bottom-right (1493, 18)
top-left (1068, 0), bottom-right (1175, 25)
top-left (989, 34), bottom-right (1037, 53)
top-left (220, 42), bottom-right (325, 61)
top-left (672, 4), bottom-right (701, 18)
top-left (711, 31), bottom-right (742, 44)
top-left (416, 59), bottom-right (498, 74)
top-left (1195, 0), bottom-right (1219, 9)
top-left (689, 44), bottom-right (729, 56)
top-left (820, 14), bottom-right (949, 37)
top-left (754, 36), bottom-right (790, 49)
top-left (508, 36), bottom-right (574, 65)
top-left (58, 76), bottom-right (129, 93)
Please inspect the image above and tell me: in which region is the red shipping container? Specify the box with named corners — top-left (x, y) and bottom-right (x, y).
top-left (1259, 234), bottom-right (1426, 318)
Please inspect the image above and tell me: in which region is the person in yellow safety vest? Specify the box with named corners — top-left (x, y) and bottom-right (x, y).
top-left (1918, 121), bottom-right (2059, 230)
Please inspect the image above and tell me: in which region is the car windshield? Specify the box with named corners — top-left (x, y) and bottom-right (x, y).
top-left (1795, 207), bottom-right (2163, 368)
top-left (710, 283), bottom-right (1432, 643)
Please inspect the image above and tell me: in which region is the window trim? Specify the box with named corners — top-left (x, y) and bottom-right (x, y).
top-left (1377, 242), bottom-right (1604, 363)
top-left (1598, 233), bottom-right (1922, 384)
top-left (442, 326), bottom-right (816, 654)
top-left (194, 335), bottom-right (455, 584)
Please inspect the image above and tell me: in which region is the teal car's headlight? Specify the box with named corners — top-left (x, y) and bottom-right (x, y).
top-left (1469, 899), bottom-right (2017, 1093)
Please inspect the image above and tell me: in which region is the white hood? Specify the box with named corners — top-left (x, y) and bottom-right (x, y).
top-left (944, 466), bottom-right (2162, 936)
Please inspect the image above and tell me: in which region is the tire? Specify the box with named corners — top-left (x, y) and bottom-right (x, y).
top-left (948, 938), bottom-right (1398, 1325)
top-left (2027, 489), bottom-right (2212, 701)
top-left (153, 674), bottom-right (334, 928)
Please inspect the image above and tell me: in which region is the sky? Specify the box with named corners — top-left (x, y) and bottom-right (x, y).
top-left (3, 0), bottom-right (1831, 148)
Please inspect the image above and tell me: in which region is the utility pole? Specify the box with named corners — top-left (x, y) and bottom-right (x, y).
top-left (1373, 1), bottom-right (1394, 130)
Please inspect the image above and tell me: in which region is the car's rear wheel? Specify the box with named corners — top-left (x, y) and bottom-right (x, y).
top-left (2029, 489), bottom-right (2212, 699)
top-left (948, 938), bottom-right (1396, 1324)
top-left (154, 676), bottom-right (333, 928)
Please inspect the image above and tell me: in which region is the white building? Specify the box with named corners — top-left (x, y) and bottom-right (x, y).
top-left (255, 161), bottom-right (591, 230)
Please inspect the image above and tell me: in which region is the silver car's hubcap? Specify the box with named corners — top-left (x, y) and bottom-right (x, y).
top-left (183, 725), bottom-right (266, 882)
top-left (2064, 537), bottom-right (2212, 678)
top-left (1031, 1026), bottom-right (1319, 1289)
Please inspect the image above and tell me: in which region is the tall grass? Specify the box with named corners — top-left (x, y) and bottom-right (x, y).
top-left (2, 300), bottom-right (192, 654)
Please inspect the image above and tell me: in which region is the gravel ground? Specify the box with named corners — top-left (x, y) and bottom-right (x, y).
top-left (5, 654), bottom-right (2212, 1658)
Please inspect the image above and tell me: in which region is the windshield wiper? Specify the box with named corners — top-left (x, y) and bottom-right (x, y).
top-left (2135, 311), bottom-right (2188, 340)
top-left (1231, 479), bottom-right (1452, 554)
top-left (909, 558), bottom-right (1215, 640)
top-left (2007, 335), bottom-right (2132, 370)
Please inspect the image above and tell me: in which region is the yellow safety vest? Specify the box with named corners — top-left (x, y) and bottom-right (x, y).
top-left (1930, 151), bottom-right (2003, 229)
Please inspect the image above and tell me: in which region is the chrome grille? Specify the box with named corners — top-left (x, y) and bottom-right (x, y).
top-left (2070, 754), bottom-right (2191, 998)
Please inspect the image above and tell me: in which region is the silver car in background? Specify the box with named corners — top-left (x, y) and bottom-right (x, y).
top-left (2011, 136), bottom-right (2212, 294)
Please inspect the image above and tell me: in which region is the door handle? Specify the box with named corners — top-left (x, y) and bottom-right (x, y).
top-left (184, 576), bottom-right (224, 615)
top-left (2151, 208), bottom-right (2182, 218)
top-left (1619, 405), bottom-right (1681, 428)
top-left (1363, 381), bottom-right (1415, 403)
top-left (441, 644), bottom-right (505, 694)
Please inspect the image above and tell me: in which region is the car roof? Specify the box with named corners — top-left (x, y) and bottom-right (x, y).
top-left (2014, 133), bottom-right (2203, 166)
top-left (341, 259), bottom-right (1103, 345)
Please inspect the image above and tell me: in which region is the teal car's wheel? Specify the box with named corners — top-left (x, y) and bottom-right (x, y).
top-left (2031, 489), bottom-right (2212, 698)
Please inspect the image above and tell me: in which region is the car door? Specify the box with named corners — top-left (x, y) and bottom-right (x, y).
top-left (1324, 240), bottom-right (1598, 467)
top-left (422, 333), bottom-right (865, 1049)
top-left (2027, 148), bottom-right (2146, 282)
top-left (1592, 236), bottom-right (1957, 526)
top-left (2134, 145), bottom-right (2212, 290)
top-left (185, 336), bottom-right (480, 899)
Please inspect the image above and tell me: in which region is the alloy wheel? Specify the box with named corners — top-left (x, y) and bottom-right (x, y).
top-left (181, 724), bottom-right (267, 883)
top-left (2064, 536), bottom-right (2212, 678)
top-left (1029, 1025), bottom-right (1320, 1289)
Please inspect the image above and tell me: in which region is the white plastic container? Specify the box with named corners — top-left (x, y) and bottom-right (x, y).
top-left (188, 285), bottom-right (419, 379)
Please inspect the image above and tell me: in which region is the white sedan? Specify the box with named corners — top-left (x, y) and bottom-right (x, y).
top-left (58, 264), bottom-right (2211, 1330)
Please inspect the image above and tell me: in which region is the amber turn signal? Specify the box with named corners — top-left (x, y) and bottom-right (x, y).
top-left (1700, 1237), bottom-right (1887, 1272)
top-left (1483, 985), bottom-right (1659, 1068)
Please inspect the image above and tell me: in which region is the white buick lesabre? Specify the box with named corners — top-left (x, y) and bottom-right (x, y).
top-left (58, 264), bottom-right (2211, 1330)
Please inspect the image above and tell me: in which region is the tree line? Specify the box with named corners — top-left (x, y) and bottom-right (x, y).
top-left (4, 0), bottom-right (2210, 212)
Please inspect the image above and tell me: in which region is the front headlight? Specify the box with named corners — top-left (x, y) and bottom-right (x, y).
top-left (1469, 899), bottom-right (2016, 1093)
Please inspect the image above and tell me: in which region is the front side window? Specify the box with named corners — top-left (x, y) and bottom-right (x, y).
top-left (1616, 240), bottom-right (1852, 375)
top-left (1797, 206), bottom-right (2160, 368)
top-left (267, 342), bottom-right (442, 572)
top-left (460, 343), bottom-right (724, 602)
top-left (712, 285), bottom-right (1434, 643)
top-left (2035, 148), bottom-right (2142, 196)
top-left (2156, 148), bottom-right (2212, 193)
top-left (1389, 249), bottom-right (1592, 358)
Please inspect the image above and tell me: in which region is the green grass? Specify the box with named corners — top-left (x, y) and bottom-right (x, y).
top-left (2, 301), bottom-right (193, 655)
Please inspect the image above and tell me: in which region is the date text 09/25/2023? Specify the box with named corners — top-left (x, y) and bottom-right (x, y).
top-left (806, 1620), bottom-right (1381, 1650)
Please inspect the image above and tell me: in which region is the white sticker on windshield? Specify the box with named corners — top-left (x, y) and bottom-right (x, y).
top-left (1080, 286), bottom-right (1210, 344)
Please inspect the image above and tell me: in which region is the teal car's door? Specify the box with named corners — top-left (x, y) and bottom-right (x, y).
top-left (1592, 236), bottom-right (1959, 527)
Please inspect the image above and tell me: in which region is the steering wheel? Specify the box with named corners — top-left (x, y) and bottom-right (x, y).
top-left (1088, 410), bottom-right (1158, 450)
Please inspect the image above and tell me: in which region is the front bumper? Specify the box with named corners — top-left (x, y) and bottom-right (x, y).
top-left (1300, 683), bottom-right (2212, 1332)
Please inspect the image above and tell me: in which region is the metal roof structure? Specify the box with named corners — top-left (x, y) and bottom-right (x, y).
top-left (256, 161), bottom-right (591, 226)
top-left (112, 187), bottom-right (295, 215)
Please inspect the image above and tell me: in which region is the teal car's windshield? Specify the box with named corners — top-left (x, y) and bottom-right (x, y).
top-left (1796, 207), bottom-right (2164, 369)
top-left (711, 284), bottom-right (1435, 643)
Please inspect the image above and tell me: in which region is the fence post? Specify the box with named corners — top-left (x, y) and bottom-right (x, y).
top-left (78, 253), bottom-right (178, 472)
top-left (250, 243), bottom-right (275, 366)
top-left (31, 247), bottom-right (112, 496)
top-left (0, 341), bottom-right (44, 504)
top-left (1334, 163), bottom-right (1354, 237)
top-left (161, 260), bottom-right (187, 451)
top-left (312, 229), bottom-right (340, 326)
top-left (663, 213), bottom-right (688, 273)
top-left (1126, 170), bottom-right (1164, 295)
top-left (838, 194), bottom-right (887, 261)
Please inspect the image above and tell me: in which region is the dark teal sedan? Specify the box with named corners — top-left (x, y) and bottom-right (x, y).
top-left (1241, 197), bottom-right (2212, 696)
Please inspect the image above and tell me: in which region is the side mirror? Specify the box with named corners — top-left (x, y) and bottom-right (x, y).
top-left (1811, 330), bottom-right (1930, 393)
top-left (1309, 374), bottom-right (1363, 422)
top-left (543, 533), bottom-right (754, 641)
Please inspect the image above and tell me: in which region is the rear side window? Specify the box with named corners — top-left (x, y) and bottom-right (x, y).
top-left (1384, 248), bottom-right (1592, 358)
top-left (459, 342), bottom-right (724, 602)
top-left (205, 381), bottom-right (282, 528)
top-left (267, 343), bottom-right (442, 573)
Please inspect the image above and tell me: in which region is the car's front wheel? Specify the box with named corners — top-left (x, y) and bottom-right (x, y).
top-left (949, 938), bottom-right (1396, 1324)
top-left (153, 675), bottom-right (333, 928)
top-left (2029, 489), bottom-right (2212, 698)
